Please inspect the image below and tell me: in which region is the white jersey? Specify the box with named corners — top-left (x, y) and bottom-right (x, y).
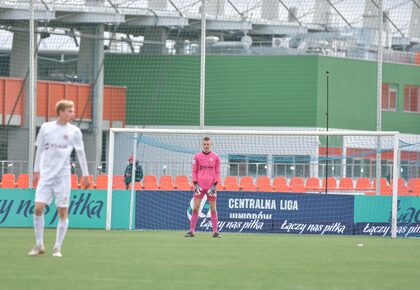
top-left (35, 121), bottom-right (86, 181)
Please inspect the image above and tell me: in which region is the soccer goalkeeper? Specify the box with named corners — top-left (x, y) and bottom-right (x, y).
top-left (185, 136), bottom-right (221, 238)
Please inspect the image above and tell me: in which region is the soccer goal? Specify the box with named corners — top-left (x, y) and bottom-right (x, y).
top-left (106, 128), bottom-right (402, 238)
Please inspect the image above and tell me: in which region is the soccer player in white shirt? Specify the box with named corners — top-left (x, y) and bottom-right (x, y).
top-left (28, 100), bottom-right (91, 258)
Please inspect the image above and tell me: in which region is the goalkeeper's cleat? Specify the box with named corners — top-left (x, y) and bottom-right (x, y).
top-left (212, 232), bottom-right (222, 238)
top-left (28, 245), bottom-right (45, 256)
top-left (52, 247), bottom-right (62, 258)
top-left (184, 231), bottom-right (195, 238)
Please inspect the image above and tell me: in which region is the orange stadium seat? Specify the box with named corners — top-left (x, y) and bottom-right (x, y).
top-left (224, 176), bottom-right (238, 185)
top-left (256, 176), bottom-right (271, 186)
top-left (289, 177), bottom-right (304, 187)
top-left (134, 182), bottom-right (143, 190)
top-left (95, 174), bottom-right (108, 189)
top-left (398, 185), bottom-right (409, 196)
top-left (113, 182), bottom-right (127, 190)
top-left (239, 176), bottom-right (254, 186)
top-left (1, 173), bottom-right (16, 188)
top-left (16, 174), bottom-right (29, 189)
top-left (408, 178), bottom-right (420, 192)
top-left (71, 174), bottom-right (79, 189)
top-left (175, 175), bottom-right (191, 190)
top-left (355, 178), bottom-right (372, 191)
top-left (412, 184), bottom-right (420, 196)
top-left (143, 175), bottom-right (158, 190)
top-left (338, 178), bottom-right (354, 191)
top-left (241, 183), bottom-right (257, 191)
top-left (372, 178), bottom-right (389, 189)
top-left (224, 183), bottom-right (239, 191)
top-left (113, 175), bottom-right (125, 184)
top-left (380, 185), bottom-right (392, 195)
top-left (322, 177), bottom-right (338, 190)
top-left (305, 177), bottom-right (321, 191)
top-left (257, 176), bottom-right (272, 191)
top-left (290, 184), bottom-right (306, 193)
top-left (391, 178), bottom-right (405, 188)
top-left (274, 183), bottom-right (289, 192)
top-left (273, 176), bottom-right (287, 187)
top-left (216, 178), bottom-right (224, 191)
top-left (159, 176), bottom-right (174, 190)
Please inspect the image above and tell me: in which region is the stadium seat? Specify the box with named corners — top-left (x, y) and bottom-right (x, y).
top-left (113, 182), bottom-right (127, 190)
top-left (372, 178), bottom-right (389, 189)
top-left (143, 175), bottom-right (158, 190)
top-left (408, 178), bottom-right (420, 192)
top-left (16, 174), bottom-right (29, 189)
top-left (398, 185), bottom-right (409, 196)
top-left (134, 182), bottom-right (143, 190)
top-left (95, 174), bottom-right (108, 189)
top-left (289, 177), bottom-right (304, 187)
top-left (113, 175), bottom-right (125, 184)
top-left (355, 178), bottom-right (372, 191)
top-left (175, 175), bottom-right (191, 190)
top-left (224, 176), bottom-right (238, 185)
top-left (256, 176), bottom-right (271, 186)
top-left (322, 177), bottom-right (338, 190)
top-left (176, 183), bottom-right (192, 190)
top-left (391, 178), bottom-right (405, 188)
top-left (338, 178), bottom-right (354, 191)
top-left (412, 184), bottom-right (420, 196)
top-left (257, 176), bottom-right (272, 191)
top-left (239, 176), bottom-right (254, 186)
top-left (305, 177), bottom-right (321, 191)
top-left (290, 184), bottom-right (306, 193)
top-left (380, 185), bottom-right (392, 195)
top-left (273, 176), bottom-right (287, 187)
top-left (257, 184), bottom-right (273, 192)
top-left (1, 173), bottom-right (16, 188)
top-left (241, 183), bottom-right (257, 191)
top-left (216, 178), bottom-right (224, 190)
top-left (273, 183), bottom-right (289, 192)
top-left (160, 183), bottom-right (175, 190)
top-left (71, 174), bottom-right (79, 189)
top-left (159, 176), bottom-right (174, 190)
top-left (224, 182), bottom-right (239, 191)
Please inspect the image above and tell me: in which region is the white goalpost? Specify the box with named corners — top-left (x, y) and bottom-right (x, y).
top-left (106, 128), bottom-right (400, 238)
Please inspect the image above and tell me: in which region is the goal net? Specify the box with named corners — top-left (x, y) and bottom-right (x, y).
top-left (105, 128), bottom-right (410, 238)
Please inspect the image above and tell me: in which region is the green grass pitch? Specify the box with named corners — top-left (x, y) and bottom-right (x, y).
top-left (0, 228), bottom-right (419, 290)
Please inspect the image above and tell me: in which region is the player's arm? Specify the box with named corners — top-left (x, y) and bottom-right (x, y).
top-left (33, 125), bottom-right (45, 186)
top-left (192, 155), bottom-right (202, 194)
top-left (208, 155), bottom-right (221, 196)
top-left (74, 129), bottom-right (90, 189)
top-left (33, 147), bottom-right (42, 186)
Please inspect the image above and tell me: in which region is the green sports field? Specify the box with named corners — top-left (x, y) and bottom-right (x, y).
top-left (0, 228), bottom-right (419, 290)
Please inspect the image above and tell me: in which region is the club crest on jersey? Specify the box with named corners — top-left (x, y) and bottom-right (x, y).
top-left (210, 158), bottom-right (214, 161)
top-left (63, 134), bottom-right (68, 140)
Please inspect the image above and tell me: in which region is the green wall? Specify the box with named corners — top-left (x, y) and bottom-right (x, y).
top-left (104, 55), bottom-right (200, 125)
top-left (104, 54), bottom-right (420, 134)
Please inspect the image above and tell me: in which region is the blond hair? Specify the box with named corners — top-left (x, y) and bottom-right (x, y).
top-left (56, 100), bottom-right (74, 116)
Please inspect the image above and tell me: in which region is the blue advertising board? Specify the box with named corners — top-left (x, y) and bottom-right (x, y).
top-left (136, 191), bottom-right (355, 235)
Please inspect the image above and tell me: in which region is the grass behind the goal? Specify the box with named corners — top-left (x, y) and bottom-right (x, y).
top-left (1, 228), bottom-right (419, 290)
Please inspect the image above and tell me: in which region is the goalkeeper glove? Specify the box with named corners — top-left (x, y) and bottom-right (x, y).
top-left (193, 183), bottom-right (203, 195)
top-left (207, 183), bottom-right (217, 196)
